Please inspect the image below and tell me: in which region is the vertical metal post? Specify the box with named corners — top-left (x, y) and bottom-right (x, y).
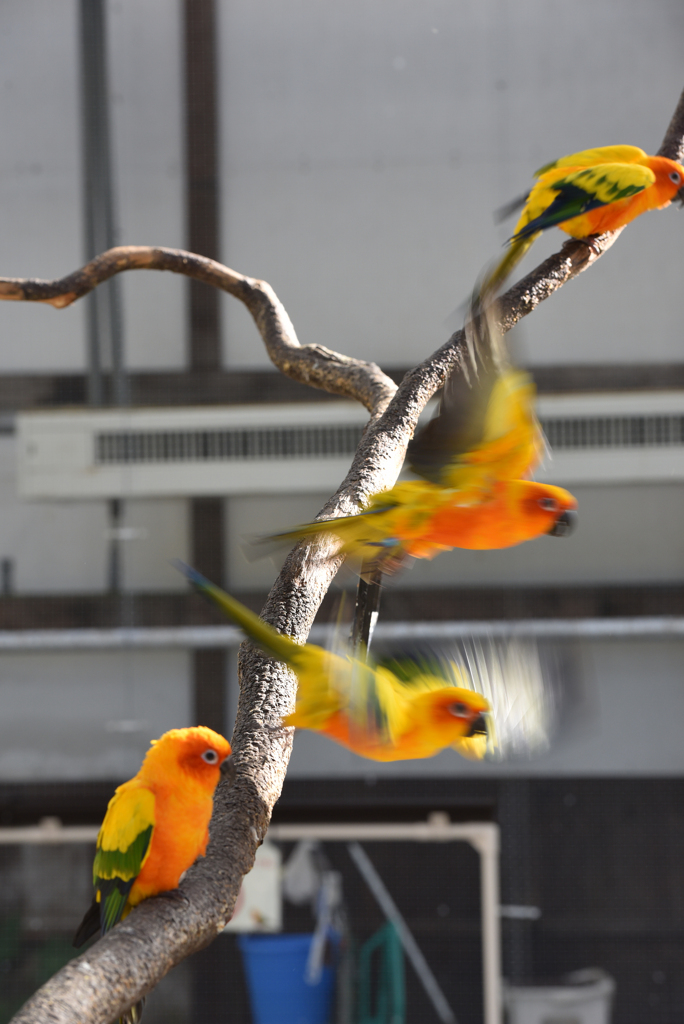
top-left (499, 780), bottom-right (534, 983)
top-left (184, 0), bottom-right (227, 745)
top-left (107, 498), bottom-right (122, 593)
top-left (79, 0), bottom-right (128, 407)
top-left (469, 825), bottom-right (503, 1024)
top-left (184, 0), bottom-right (221, 370)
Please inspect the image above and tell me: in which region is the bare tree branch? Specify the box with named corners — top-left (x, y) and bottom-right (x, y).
top-left (0, 247), bottom-right (396, 416)
top-left (9, 85), bottom-right (684, 1024)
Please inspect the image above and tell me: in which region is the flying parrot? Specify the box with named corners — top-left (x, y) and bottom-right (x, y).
top-left (485, 144), bottom-right (684, 296)
top-left (73, 726), bottom-right (233, 1024)
top-left (248, 302), bottom-right (577, 578)
top-left (177, 561), bottom-right (496, 761)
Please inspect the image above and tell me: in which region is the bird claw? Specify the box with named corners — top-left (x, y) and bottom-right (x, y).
top-left (159, 888), bottom-right (190, 906)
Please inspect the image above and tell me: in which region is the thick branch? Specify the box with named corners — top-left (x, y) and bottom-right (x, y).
top-left (658, 86), bottom-right (684, 163)
top-left (11, 85), bottom-right (684, 1024)
top-left (0, 246), bottom-right (396, 416)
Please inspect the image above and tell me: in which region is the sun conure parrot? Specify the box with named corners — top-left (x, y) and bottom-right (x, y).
top-left (73, 726), bottom-right (233, 1023)
top-left (248, 301), bottom-right (577, 578)
top-left (484, 144), bottom-right (684, 296)
top-left (176, 561), bottom-right (494, 761)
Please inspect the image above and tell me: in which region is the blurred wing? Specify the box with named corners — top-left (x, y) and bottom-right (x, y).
top-left (410, 298), bottom-right (544, 493)
top-left (456, 637), bottom-right (557, 759)
top-left (534, 145), bottom-right (647, 176)
top-left (94, 784), bottom-right (155, 933)
top-left (513, 163), bottom-right (655, 240)
top-left (408, 301), bottom-right (502, 486)
top-left (370, 652), bottom-right (467, 741)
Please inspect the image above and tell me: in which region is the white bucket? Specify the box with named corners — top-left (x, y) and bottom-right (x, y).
top-left (505, 968), bottom-right (615, 1024)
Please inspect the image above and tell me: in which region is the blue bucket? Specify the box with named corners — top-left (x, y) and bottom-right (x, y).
top-left (238, 933), bottom-right (336, 1024)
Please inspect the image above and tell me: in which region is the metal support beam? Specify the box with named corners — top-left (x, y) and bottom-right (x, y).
top-left (184, 0), bottom-right (221, 370)
top-left (79, 0), bottom-right (128, 407)
top-left (0, 616), bottom-right (683, 651)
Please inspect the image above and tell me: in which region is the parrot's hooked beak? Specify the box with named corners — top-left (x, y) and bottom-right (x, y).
top-left (467, 714), bottom-right (489, 738)
top-left (220, 755), bottom-right (236, 782)
top-left (677, 186), bottom-right (684, 207)
top-left (547, 508), bottom-right (577, 538)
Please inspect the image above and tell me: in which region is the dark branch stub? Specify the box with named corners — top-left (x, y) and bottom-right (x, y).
top-left (350, 567), bottom-right (384, 655)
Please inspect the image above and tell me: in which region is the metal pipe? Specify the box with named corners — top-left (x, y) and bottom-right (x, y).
top-left (468, 826), bottom-right (502, 1024)
top-left (0, 616), bottom-right (683, 652)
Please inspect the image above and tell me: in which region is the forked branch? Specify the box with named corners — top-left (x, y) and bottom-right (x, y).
top-left (9, 84), bottom-right (684, 1024)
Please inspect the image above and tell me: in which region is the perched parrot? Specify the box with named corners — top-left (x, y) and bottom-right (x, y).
top-left (485, 144), bottom-right (684, 295)
top-left (74, 726), bottom-right (233, 1023)
top-left (249, 303), bottom-right (577, 577)
top-left (177, 561), bottom-right (495, 762)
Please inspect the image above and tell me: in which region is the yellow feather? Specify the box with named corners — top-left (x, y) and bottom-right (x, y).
top-left (97, 784), bottom-right (155, 863)
top-left (535, 144), bottom-right (647, 176)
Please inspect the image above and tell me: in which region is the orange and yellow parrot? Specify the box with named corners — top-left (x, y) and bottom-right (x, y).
top-left (74, 726), bottom-right (233, 1022)
top-left (486, 144), bottom-right (684, 295)
top-left (249, 304), bottom-right (577, 576)
top-left (177, 562), bottom-right (493, 762)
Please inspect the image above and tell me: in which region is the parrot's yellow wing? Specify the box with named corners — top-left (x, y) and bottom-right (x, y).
top-left (512, 163), bottom-right (655, 241)
top-left (484, 148), bottom-right (652, 297)
top-left (94, 783), bottom-right (155, 933)
top-left (408, 301), bottom-right (544, 497)
top-left (534, 145), bottom-right (647, 176)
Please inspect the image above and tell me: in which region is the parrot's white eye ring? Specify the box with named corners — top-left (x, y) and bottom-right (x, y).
top-left (538, 497), bottom-right (557, 511)
top-left (448, 702), bottom-right (469, 718)
top-left (669, 171), bottom-right (681, 184)
top-left (202, 749), bottom-right (219, 764)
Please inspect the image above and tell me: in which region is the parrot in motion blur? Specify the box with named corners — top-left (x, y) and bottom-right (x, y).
top-left (176, 561), bottom-right (493, 762)
top-left (248, 302), bottom-right (577, 577)
top-left (73, 726), bottom-right (233, 1024)
top-left (484, 145), bottom-right (684, 296)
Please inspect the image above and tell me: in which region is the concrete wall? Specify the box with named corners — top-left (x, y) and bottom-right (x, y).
top-left (0, 648), bottom-right (190, 781)
top-left (0, 1), bottom-right (682, 374)
top-left (0, 0), bottom-right (185, 374)
top-left (218, 0), bottom-right (684, 369)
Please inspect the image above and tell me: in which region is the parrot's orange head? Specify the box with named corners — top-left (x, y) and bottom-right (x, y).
top-left (143, 726), bottom-right (233, 789)
top-left (650, 156), bottom-right (684, 205)
top-left (416, 685), bottom-right (490, 754)
top-left (517, 481), bottom-right (578, 540)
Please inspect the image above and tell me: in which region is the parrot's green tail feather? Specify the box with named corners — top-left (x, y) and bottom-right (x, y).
top-left (245, 512), bottom-right (367, 561)
top-left (172, 561), bottom-right (303, 666)
top-left (480, 233), bottom-right (538, 300)
top-left (120, 1000), bottom-right (146, 1024)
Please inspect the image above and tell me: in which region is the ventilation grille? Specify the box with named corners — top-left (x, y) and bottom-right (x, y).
top-left (93, 414), bottom-right (684, 466)
top-left (95, 424), bottom-right (365, 465)
top-left (540, 415), bottom-right (684, 450)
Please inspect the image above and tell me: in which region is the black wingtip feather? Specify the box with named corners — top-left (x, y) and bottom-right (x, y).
top-left (73, 898), bottom-right (101, 948)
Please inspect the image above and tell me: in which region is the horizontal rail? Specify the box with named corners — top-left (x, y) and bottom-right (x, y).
top-left (0, 616), bottom-right (682, 651)
top-left (0, 816), bottom-right (495, 847)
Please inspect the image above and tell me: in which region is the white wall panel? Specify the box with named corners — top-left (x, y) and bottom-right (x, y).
top-left (108, 0), bottom-right (186, 369)
top-left (0, 0), bottom-right (85, 371)
top-left (218, 0), bottom-right (684, 369)
top-left (0, 649), bottom-right (190, 780)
